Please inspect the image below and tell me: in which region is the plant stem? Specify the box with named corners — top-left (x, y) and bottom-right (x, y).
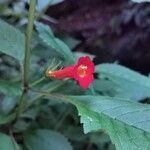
top-left (16, 92), bottom-right (26, 119)
top-left (17, 0), bottom-right (36, 119)
top-left (24, 0), bottom-right (36, 88)
top-left (28, 81), bottom-right (67, 107)
top-left (30, 76), bottom-right (46, 87)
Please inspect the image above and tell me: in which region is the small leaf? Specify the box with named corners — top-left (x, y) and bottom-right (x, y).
top-left (24, 129), bottom-right (73, 150)
top-left (95, 64), bottom-right (150, 101)
top-left (0, 19), bottom-right (25, 62)
top-left (0, 132), bottom-right (19, 150)
top-left (65, 96), bottom-right (150, 150)
top-left (35, 22), bottom-right (75, 64)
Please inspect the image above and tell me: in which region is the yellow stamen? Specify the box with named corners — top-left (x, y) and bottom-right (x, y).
top-left (77, 65), bottom-right (88, 78)
top-left (48, 71), bottom-right (55, 77)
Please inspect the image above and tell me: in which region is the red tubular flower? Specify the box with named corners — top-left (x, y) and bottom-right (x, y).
top-left (48, 56), bottom-right (95, 89)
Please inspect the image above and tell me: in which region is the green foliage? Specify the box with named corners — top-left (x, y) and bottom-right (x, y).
top-left (95, 64), bottom-right (150, 101)
top-left (0, 80), bottom-right (20, 124)
top-left (59, 35), bottom-right (80, 49)
top-left (0, 3), bottom-right (150, 150)
top-left (0, 80), bottom-right (21, 114)
top-left (0, 19), bottom-right (25, 62)
top-left (0, 80), bottom-right (21, 97)
top-left (0, 54), bottom-right (21, 81)
top-left (24, 129), bottom-right (73, 150)
top-left (0, 132), bottom-right (20, 150)
top-left (65, 96), bottom-right (150, 150)
top-left (0, 113), bottom-right (15, 125)
top-left (50, 0), bottom-right (64, 5)
top-left (36, 0), bottom-right (64, 12)
top-left (35, 22), bottom-right (75, 64)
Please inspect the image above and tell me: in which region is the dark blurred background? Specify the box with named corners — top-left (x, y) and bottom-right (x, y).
top-left (44, 0), bottom-right (150, 75)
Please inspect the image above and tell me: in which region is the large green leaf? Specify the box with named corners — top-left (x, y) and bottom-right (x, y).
top-left (0, 80), bottom-right (20, 125)
top-left (0, 19), bottom-right (25, 62)
top-left (95, 64), bottom-right (150, 101)
top-left (35, 22), bottom-right (75, 64)
top-left (0, 80), bottom-right (21, 96)
top-left (65, 96), bottom-right (150, 150)
top-left (24, 129), bottom-right (73, 150)
top-left (0, 132), bottom-right (20, 150)
top-left (0, 80), bottom-right (21, 114)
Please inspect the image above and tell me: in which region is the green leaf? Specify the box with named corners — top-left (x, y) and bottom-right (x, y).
top-left (0, 113), bottom-right (15, 125)
top-left (95, 64), bottom-right (150, 101)
top-left (59, 35), bottom-right (80, 49)
top-left (36, 0), bottom-right (64, 12)
top-left (13, 119), bottom-right (31, 133)
top-left (0, 80), bottom-right (21, 114)
top-left (0, 19), bottom-right (25, 62)
top-left (0, 132), bottom-right (19, 150)
top-left (35, 22), bottom-right (75, 64)
top-left (65, 96), bottom-right (150, 150)
top-left (0, 80), bottom-right (21, 96)
top-left (50, 0), bottom-right (64, 5)
top-left (24, 129), bottom-right (73, 150)
top-left (36, 0), bottom-right (52, 12)
top-left (54, 80), bottom-right (86, 95)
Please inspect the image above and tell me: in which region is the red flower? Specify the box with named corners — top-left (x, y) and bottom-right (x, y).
top-left (48, 56), bottom-right (95, 89)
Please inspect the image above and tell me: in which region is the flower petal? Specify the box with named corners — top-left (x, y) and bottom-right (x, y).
top-left (78, 74), bottom-right (94, 89)
top-left (48, 65), bottom-right (75, 79)
top-left (78, 56), bottom-right (95, 74)
top-left (47, 55), bottom-right (95, 89)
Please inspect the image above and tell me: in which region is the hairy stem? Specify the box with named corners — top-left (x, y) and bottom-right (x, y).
top-left (17, 0), bottom-right (36, 119)
top-left (30, 76), bottom-right (46, 87)
top-left (24, 0), bottom-right (36, 87)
